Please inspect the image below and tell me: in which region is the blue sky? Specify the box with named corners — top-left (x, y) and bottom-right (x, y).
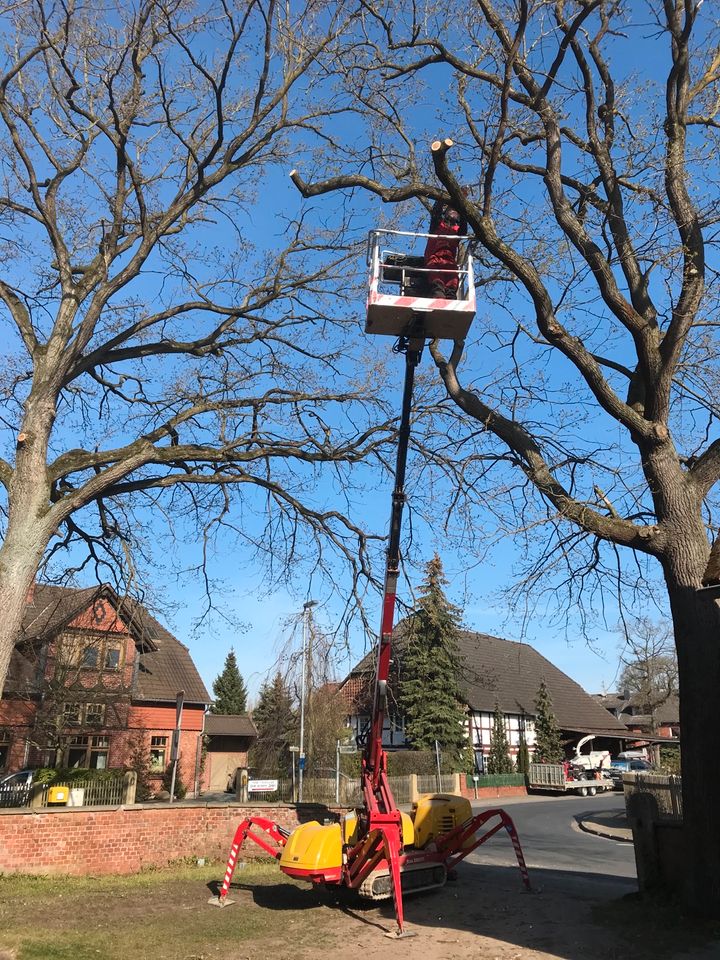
top-left (2, 2), bottom-right (691, 707)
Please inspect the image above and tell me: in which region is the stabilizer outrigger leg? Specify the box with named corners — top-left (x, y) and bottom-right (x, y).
top-left (208, 817), bottom-right (289, 906)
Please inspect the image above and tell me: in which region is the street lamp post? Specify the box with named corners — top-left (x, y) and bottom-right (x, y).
top-left (298, 600), bottom-right (317, 802)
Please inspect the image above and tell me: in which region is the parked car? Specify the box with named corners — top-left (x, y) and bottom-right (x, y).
top-left (607, 758), bottom-right (655, 790)
top-left (0, 769), bottom-right (35, 807)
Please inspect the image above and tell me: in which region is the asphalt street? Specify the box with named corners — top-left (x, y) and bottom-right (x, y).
top-left (467, 792), bottom-right (636, 880)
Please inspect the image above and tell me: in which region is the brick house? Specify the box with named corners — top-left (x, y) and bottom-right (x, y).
top-left (593, 691), bottom-right (680, 741)
top-left (340, 628), bottom-right (629, 768)
top-left (0, 583), bottom-right (210, 794)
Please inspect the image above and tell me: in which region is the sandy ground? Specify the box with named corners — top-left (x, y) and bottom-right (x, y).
top-left (2, 855), bottom-right (719, 960)
top-left (224, 860), bottom-right (720, 960)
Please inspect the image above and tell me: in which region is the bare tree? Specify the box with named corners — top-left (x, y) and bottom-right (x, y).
top-left (618, 617), bottom-right (678, 734)
top-left (0, 1), bottom-right (393, 696)
top-left (285, 1), bottom-right (720, 917)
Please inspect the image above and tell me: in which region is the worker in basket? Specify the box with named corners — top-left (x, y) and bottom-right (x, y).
top-left (423, 197), bottom-right (468, 299)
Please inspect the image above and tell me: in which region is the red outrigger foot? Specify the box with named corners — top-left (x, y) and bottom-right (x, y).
top-left (437, 808), bottom-right (531, 891)
top-left (208, 817), bottom-right (289, 906)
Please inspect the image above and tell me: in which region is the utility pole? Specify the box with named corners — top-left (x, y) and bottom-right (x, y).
top-left (298, 600), bottom-right (316, 802)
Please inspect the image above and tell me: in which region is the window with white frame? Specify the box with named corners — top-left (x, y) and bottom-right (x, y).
top-left (65, 734), bottom-right (110, 769)
top-left (63, 702), bottom-right (82, 725)
top-left (90, 736), bottom-right (109, 769)
top-left (85, 703), bottom-right (106, 726)
top-left (150, 736), bottom-right (167, 771)
top-left (104, 645), bottom-right (121, 670)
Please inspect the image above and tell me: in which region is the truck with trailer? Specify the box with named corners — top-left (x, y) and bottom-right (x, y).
top-left (527, 735), bottom-right (614, 795)
top-left (527, 762), bottom-right (614, 796)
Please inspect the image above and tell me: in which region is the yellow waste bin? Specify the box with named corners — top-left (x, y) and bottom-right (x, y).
top-left (47, 785), bottom-right (69, 805)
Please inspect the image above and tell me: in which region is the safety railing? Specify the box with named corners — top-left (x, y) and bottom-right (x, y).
top-left (367, 229), bottom-right (474, 302)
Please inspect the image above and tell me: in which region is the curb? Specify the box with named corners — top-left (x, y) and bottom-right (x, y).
top-left (578, 818), bottom-right (633, 844)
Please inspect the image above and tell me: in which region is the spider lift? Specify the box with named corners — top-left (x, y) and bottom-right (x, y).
top-left (210, 229), bottom-right (530, 937)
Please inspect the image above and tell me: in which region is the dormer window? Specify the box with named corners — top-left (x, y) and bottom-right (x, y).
top-left (72, 635), bottom-right (123, 671)
top-left (81, 646), bottom-right (99, 669)
top-left (104, 647), bottom-right (121, 671)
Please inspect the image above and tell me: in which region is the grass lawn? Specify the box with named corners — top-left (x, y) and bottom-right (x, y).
top-left (0, 862), bottom-right (343, 960)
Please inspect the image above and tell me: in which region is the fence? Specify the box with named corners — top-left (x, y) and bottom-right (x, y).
top-left (623, 773), bottom-right (683, 822)
top-left (416, 774), bottom-right (457, 795)
top-left (22, 771), bottom-right (136, 808)
top-left (467, 773), bottom-right (526, 789)
top-left (247, 773), bottom-right (362, 805)
top-left (0, 782), bottom-right (31, 808)
top-left (242, 773), bottom-right (462, 806)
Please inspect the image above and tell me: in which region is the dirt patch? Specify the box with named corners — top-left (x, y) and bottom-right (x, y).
top-left (1, 860), bottom-right (718, 960)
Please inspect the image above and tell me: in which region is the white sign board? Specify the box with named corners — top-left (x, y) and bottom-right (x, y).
top-left (248, 779), bottom-right (279, 792)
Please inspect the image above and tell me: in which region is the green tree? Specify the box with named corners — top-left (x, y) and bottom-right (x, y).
top-left (533, 681), bottom-right (564, 764)
top-left (250, 673), bottom-right (298, 777)
top-left (127, 733), bottom-right (153, 802)
top-left (398, 554), bottom-right (469, 768)
top-left (162, 762), bottom-right (186, 800)
top-left (516, 722), bottom-right (530, 777)
top-left (211, 649), bottom-right (248, 715)
top-left (487, 703), bottom-right (513, 775)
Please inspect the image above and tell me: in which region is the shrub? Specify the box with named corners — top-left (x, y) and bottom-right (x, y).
top-left (33, 767), bottom-right (126, 784)
top-left (162, 762), bottom-right (187, 800)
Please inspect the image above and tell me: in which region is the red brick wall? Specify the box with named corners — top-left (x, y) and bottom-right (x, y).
top-left (0, 803), bottom-right (346, 876)
top-left (458, 780), bottom-right (527, 800)
top-left (0, 701), bottom-right (35, 771)
top-left (111, 726), bottom-right (203, 792)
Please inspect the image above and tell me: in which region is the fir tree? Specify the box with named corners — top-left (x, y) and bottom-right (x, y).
top-left (397, 554), bottom-right (470, 769)
top-left (250, 673), bottom-right (298, 776)
top-left (533, 680), bottom-right (564, 763)
top-left (211, 649), bottom-right (248, 714)
top-left (127, 733), bottom-right (154, 801)
top-left (516, 722), bottom-right (530, 776)
top-left (487, 702), bottom-right (513, 774)
top-left (162, 761), bottom-right (187, 800)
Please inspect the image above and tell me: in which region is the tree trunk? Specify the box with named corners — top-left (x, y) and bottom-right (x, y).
top-left (0, 518), bottom-right (53, 693)
top-left (662, 529), bottom-right (720, 918)
top-left (0, 396), bottom-right (57, 693)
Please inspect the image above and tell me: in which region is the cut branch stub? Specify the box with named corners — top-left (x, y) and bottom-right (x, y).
top-left (431, 138), bottom-right (454, 156)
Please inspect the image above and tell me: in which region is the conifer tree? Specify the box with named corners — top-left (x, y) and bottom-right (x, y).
top-left (533, 680), bottom-right (564, 763)
top-left (516, 722), bottom-right (530, 776)
top-left (398, 554), bottom-right (470, 769)
top-left (211, 649), bottom-right (248, 715)
top-left (487, 702), bottom-right (514, 774)
top-left (250, 673), bottom-right (298, 776)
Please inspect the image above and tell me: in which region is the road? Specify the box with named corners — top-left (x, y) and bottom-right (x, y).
top-left (467, 792), bottom-right (636, 880)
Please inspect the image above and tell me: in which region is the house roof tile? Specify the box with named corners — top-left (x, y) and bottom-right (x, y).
top-left (205, 714), bottom-right (258, 737)
top-left (341, 626), bottom-right (628, 736)
top-left (594, 691), bottom-right (680, 726)
top-left (11, 583), bottom-right (210, 706)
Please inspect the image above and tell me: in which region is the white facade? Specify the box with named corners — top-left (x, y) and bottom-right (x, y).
top-left (468, 711), bottom-right (536, 771)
